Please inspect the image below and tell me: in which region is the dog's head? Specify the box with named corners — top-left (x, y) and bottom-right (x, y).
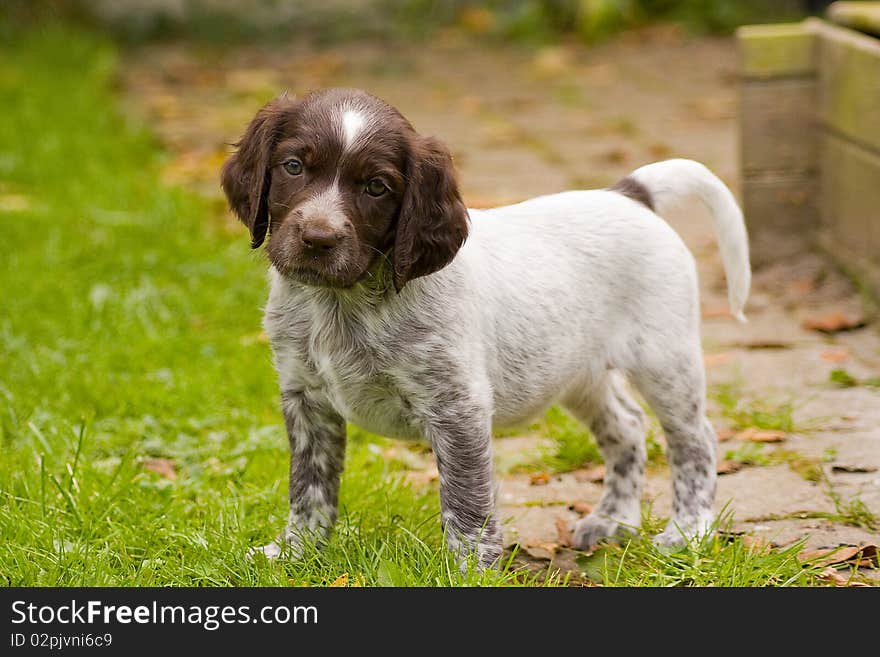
top-left (221, 88), bottom-right (468, 291)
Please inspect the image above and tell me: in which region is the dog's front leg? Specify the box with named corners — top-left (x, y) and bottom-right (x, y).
top-left (427, 412), bottom-right (501, 570)
top-left (256, 389), bottom-right (346, 559)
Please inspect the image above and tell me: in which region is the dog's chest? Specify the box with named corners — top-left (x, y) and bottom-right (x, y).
top-left (267, 299), bottom-right (422, 440)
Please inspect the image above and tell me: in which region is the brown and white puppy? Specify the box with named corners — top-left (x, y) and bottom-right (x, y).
top-left (222, 88), bottom-right (750, 568)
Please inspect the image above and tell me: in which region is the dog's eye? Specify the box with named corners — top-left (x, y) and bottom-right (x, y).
top-left (282, 159), bottom-right (303, 176)
top-left (365, 179), bottom-right (387, 197)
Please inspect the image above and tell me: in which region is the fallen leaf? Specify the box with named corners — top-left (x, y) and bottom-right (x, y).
top-left (742, 535), bottom-right (772, 554)
top-left (820, 348), bottom-right (849, 363)
top-left (598, 147), bottom-right (629, 165)
top-left (704, 352), bottom-right (733, 367)
top-left (521, 542), bottom-right (558, 560)
top-left (716, 460), bottom-right (743, 475)
top-left (403, 466), bottom-right (439, 488)
top-left (815, 567), bottom-right (871, 587)
top-left (798, 544), bottom-right (879, 568)
top-left (787, 278), bottom-right (816, 296)
top-left (689, 95), bottom-right (735, 121)
top-left (802, 312), bottom-right (866, 334)
top-left (458, 6), bottom-right (495, 33)
top-left (143, 457), bottom-right (177, 480)
top-left (648, 142), bottom-right (672, 159)
top-left (717, 428), bottom-right (737, 442)
top-left (831, 464), bottom-right (879, 474)
top-left (568, 501), bottom-right (594, 516)
top-left (329, 573), bottom-right (349, 587)
top-left (573, 466), bottom-right (605, 483)
top-left (731, 340), bottom-right (793, 350)
top-left (555, 517), bottom-right (573, 548)
top-left (737, 428), bottom-right (787, 443)
top-left (529, 472), bottom-right (550, 486)
top-left (701, 304), bottom-right (731, 319)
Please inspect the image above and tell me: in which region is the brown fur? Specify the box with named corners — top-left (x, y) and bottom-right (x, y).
top-left (220, 88), bottom-right (469, 291)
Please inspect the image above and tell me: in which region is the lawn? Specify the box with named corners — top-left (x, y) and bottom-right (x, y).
top-left (0, 21), bottom-right (829, 587)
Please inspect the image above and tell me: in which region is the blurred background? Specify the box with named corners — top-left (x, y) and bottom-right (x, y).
top-left (2, 0), bottom-right (829, 206)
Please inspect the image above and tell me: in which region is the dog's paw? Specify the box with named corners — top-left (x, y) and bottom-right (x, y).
top-left (652, 516), bottom-right (714, 552)
top-left (571, 514), bottom-right (637, 551)
top-left (247, 539), bottom-right (303, 561)
top-left (248, 542), bottom-right (282, 560)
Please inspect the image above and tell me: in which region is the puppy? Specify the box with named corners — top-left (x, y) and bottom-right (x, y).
top-left (221, 88), bottom-right (750, 568)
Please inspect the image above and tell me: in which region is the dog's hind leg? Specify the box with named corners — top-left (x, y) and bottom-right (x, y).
top-left (564, 371), bottom-right (647, 550)
top-left (627, 346), bottom-right (718, 549)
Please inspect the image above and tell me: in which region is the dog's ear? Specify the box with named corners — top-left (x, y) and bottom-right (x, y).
top-left (221, 95), bottom-right (296, 249)
top-left (392, 135), bottom-right (469, 291)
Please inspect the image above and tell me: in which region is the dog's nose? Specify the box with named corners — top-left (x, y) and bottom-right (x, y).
top-left (301, 225), bottom-right (343, 253)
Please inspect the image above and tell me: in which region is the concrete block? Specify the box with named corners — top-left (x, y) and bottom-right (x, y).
top-left (740, 78), bottom-right (818, 175)
top-left (820, 132), bottom-right (880, 261)
top-left (738, 22), bottom-right (818, 79)
top-left (818, 20), bottom-right (880, 150)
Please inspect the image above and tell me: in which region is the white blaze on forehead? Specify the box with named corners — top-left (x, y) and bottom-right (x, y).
top-left (341, 109), bottom-right (366, 150)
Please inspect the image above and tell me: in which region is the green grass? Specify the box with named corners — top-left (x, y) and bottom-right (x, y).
top-left (711, 382), bottom-right (826, 433)
top-left (574, 508), bottom-right (827, 587)
top-left (0, 23), bottom-right (836, 587)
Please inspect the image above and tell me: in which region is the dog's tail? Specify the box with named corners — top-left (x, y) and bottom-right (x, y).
top-left (622, 158), bottom-right (751, 323)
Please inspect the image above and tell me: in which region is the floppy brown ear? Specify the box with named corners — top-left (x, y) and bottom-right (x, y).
top-left (220, 95), bottom-right (296, 249)
top-left (393, 135), bottom-right (469, 291)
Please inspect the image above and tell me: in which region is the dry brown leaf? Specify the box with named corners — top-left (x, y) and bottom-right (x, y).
top-left (716, 460), bottom-right (743, 475)
top-left (521, 542), bottom-right (558, 560)
top-left (689, 96), bottom-right (735, 121)
top-left (737, 427), bottom-right (787, 443)
top-left (403, 465), bottom-right (439, 488)
top-left (802, 312), bottom-right (866, 334)
top-left (459, 6), bottom-right (495, 33)
top-left (573, 466), bottom-right (605, 483)
top-left (704, 352), bottom-right (733, 367)
top-left (568, 501), bottom-right (594, 516)
top-left (555, 517), bottom-right (573, 548)
top-left (329, 573), bottom-right (349, 587)
top-left (787, 278), bottom-right (816, 296)
top-left (701, 304), bottom-right (731, 319)
top-left (798, 544), bottom-right (879, 568)
top-left (599, 147), bottom-right (630, 165)
top-left (815, 567), bottom-right (871, 587)
top-left (831, 464), bottom-right (879, 474)
top-left (732, 340), bottom-right (793, 350)
top-left (741, 534), bottom-right (772, 554)
top-left (143, 457), bottom-right (177, 480)
top-left (648, 142), bottom-right (672, 159)
top-left (716, 428), bottom-right (737, 442)
top-left (529, 472), bottom-right (550, 486)
top-left (820, 348), bottom-right (850, 363)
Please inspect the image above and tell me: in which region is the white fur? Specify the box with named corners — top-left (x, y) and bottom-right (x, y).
top-left (341, 109), bottom-right (365, 150)
top-left (630, 159), bottom-right (750, 321)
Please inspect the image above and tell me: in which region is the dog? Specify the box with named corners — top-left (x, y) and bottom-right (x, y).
top-left (221, 87), bottom-right (750, 568)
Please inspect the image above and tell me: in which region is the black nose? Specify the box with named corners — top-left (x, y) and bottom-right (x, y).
top-left (301, 225), bottom-right (343, 253)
